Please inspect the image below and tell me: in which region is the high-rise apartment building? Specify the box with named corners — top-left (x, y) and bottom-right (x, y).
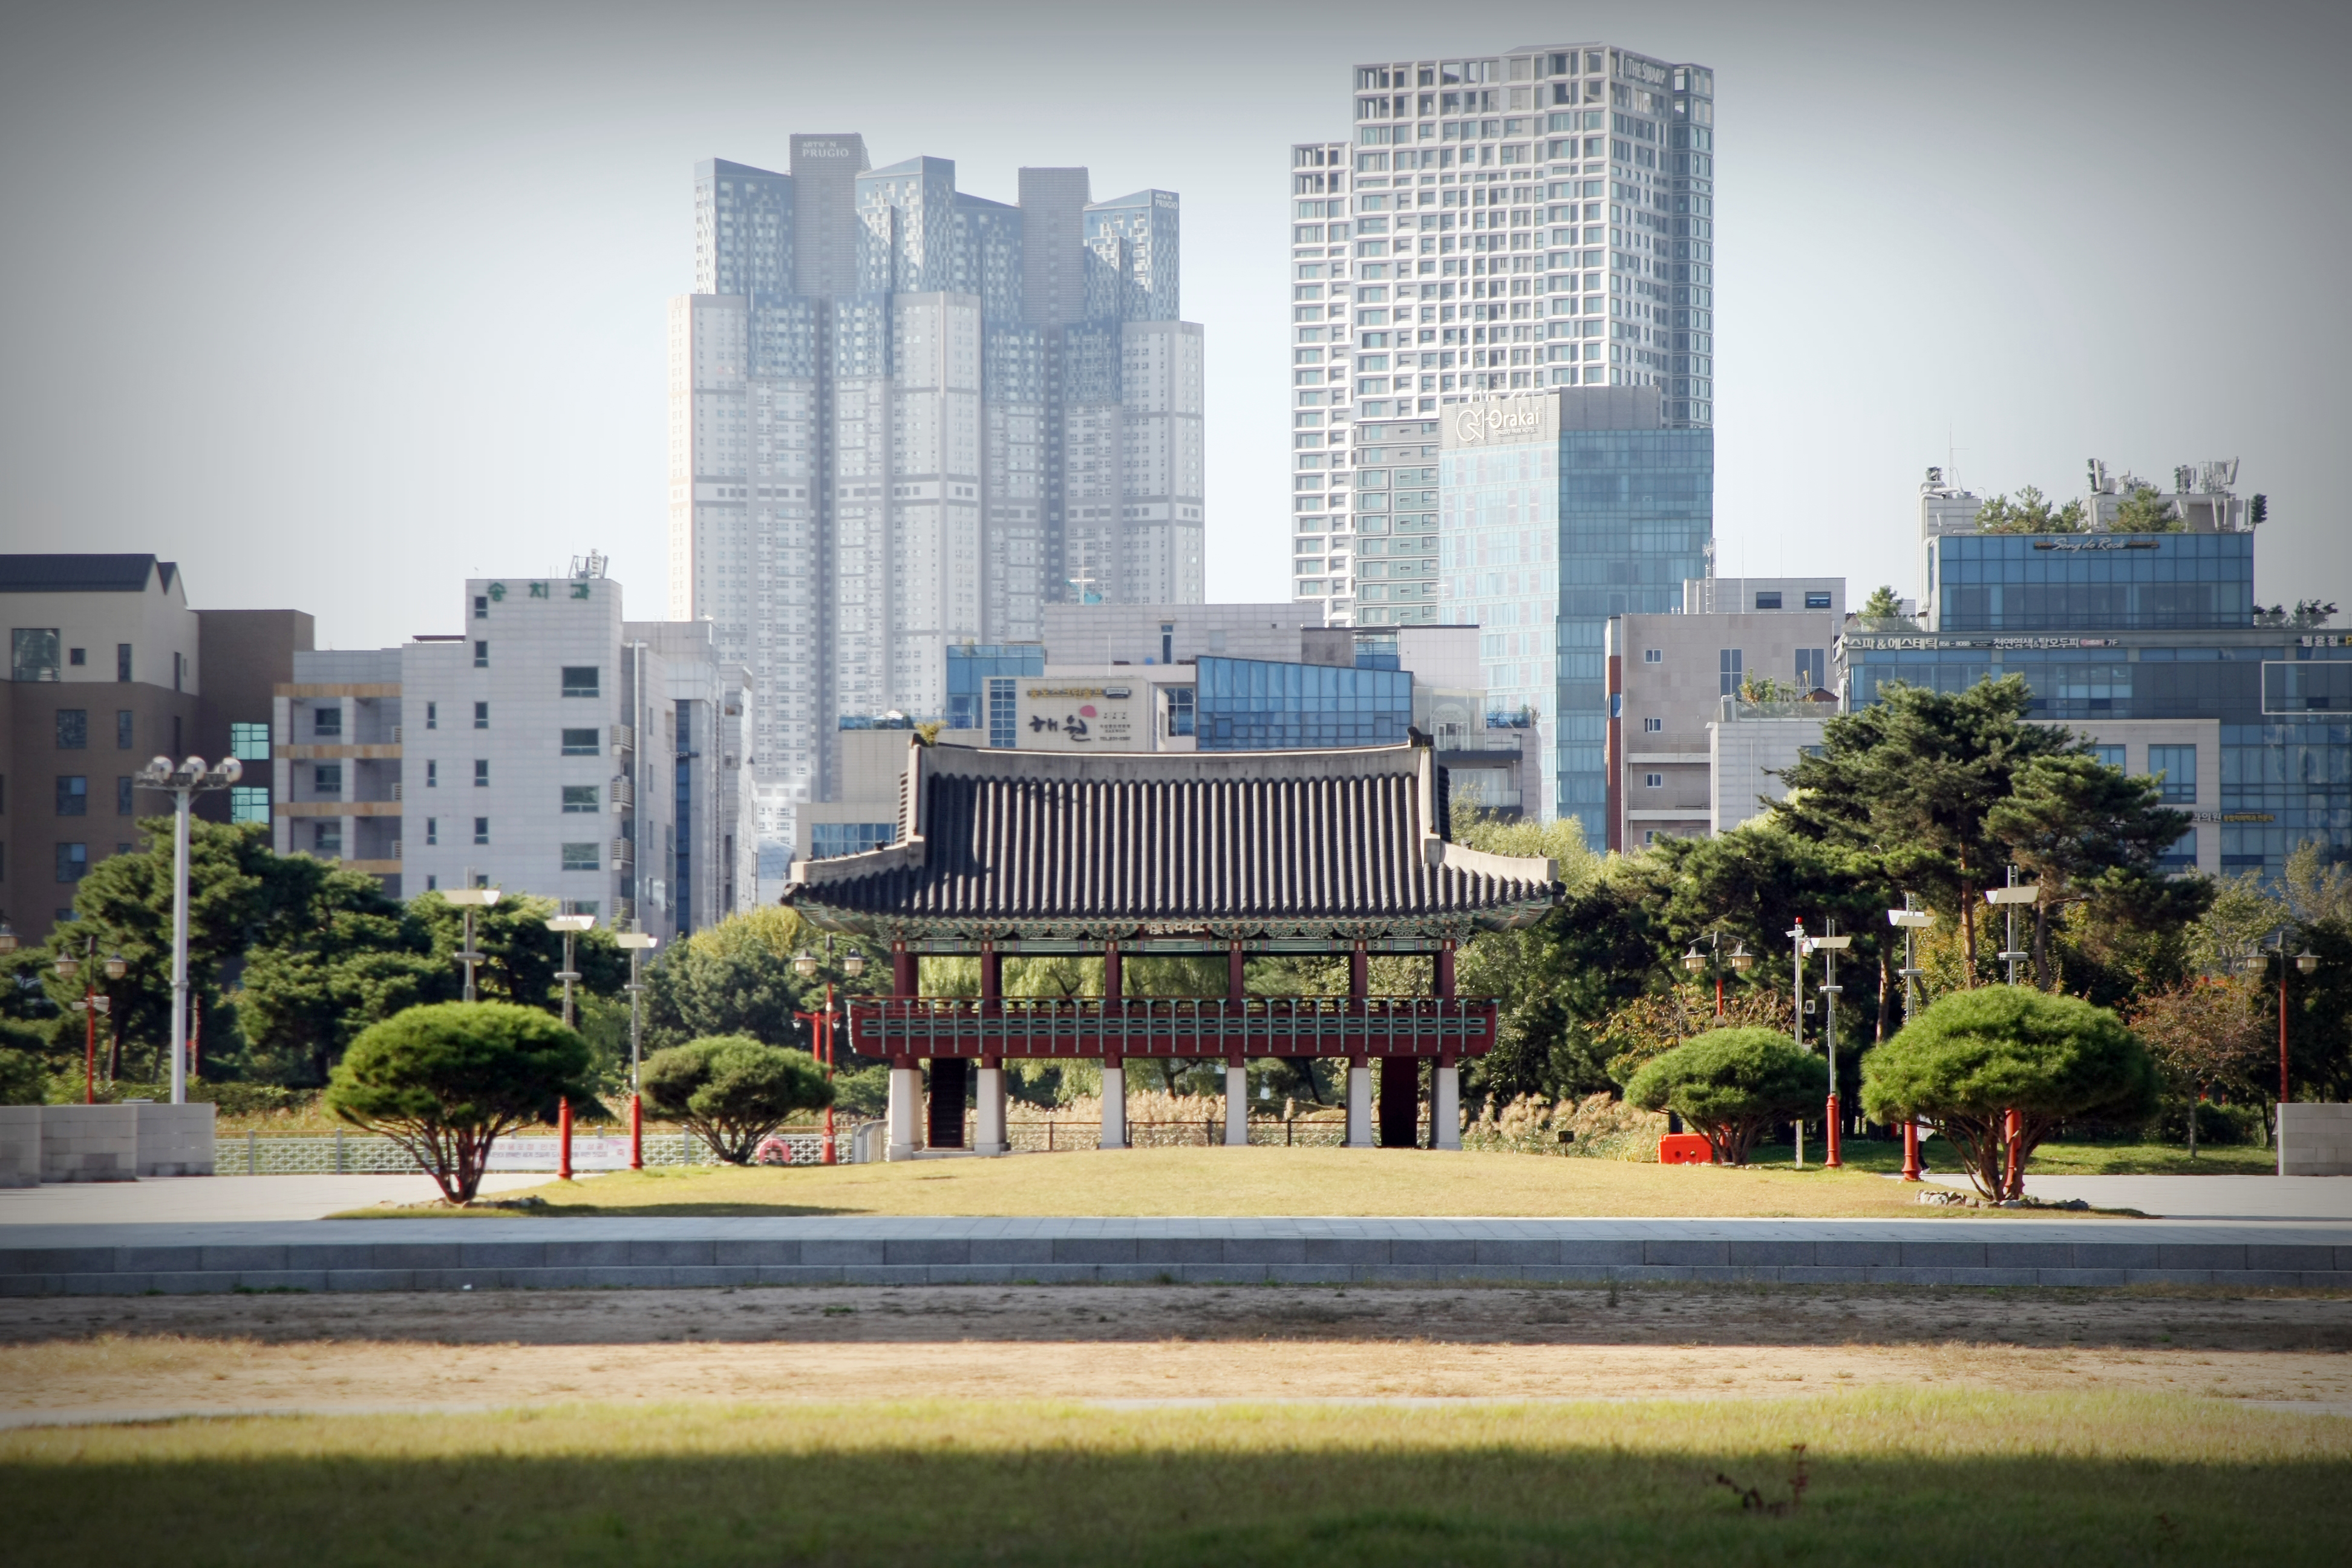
top-left (672, 140), bottom-right (1205, 868)
top-left (1290, 45), bottom-right (1715, 624)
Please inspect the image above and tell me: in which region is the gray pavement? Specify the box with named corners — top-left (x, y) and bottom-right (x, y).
top-left (1917, 1173), bottom-right (2352, 1220)
top-left (0, 1174), bottom-right (554, 1224)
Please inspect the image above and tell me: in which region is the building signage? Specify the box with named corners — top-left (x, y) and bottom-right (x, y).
top-left (2031, 538), bottom-right (2160, 551)
top-left (1015, 685), bottom-right (1141, 751)
top-left (1447, 392), bottom-right (1554, 448)
top-left (2187, 811), bottom-right (2275, 824)
top-left (1840, 635), bottom-right (2122, 652)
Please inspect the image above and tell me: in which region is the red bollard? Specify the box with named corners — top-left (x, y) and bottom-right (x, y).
top-left (629, 1093), bottom-right (644, 1171)
top-left (2002, 1108), bottom-right (2020, 1199)
top-left (558, 1097), bottom-right (573, 1182)
top-left (1901, 1119), bottom-right (1922, 1182)
top-left (1824, 1091), bottom-right (1843, 1168)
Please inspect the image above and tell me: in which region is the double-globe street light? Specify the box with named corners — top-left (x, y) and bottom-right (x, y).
top-left (1679, 931), bottom-right (1755, 1019)
top-left (132, 754), bottom-right (241, 1104)
top-left (0, 923), bottom-right (126, 1105)
top-left (2244, 932), bottom-right (2320, 1108)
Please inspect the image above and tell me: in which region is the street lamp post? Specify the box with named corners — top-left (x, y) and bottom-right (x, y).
top-left (441, 887), bottom-right (501, 1001)
top-left (54, 939), bottom-right (130, 1104)
top-left (1985, 866), bottom-right (2037, 987)
top-left (1814, 924), bottom-right (1853, 1169)
top-left (1785, 919), bottom-right (1807, 1168)
top-left (544, 913), bottom-right (596, 1028)
top-left (2249, 932), bottom-right (2321, 1109)
top-left (616, 930), bottom-right (658, 1170)
top-left (132, 754), bottom-right (240, 1104)
top-left (1887, 898), bottom-right (1936, 1181)
top-left (1680, 931), bottom-right (1755, 1021)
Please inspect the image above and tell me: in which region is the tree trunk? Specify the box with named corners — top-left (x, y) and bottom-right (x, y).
top-left (1875, 947), bottom-right (1892, 1044)
top-left (2187, 1086), bottom-right (2198, 1162)
top-left (1959, 878), bottom-right (1979, 985)
top-left (2031, 900), bottom-right (2052, 991)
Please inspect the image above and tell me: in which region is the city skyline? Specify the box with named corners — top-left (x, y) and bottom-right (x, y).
top-left (1, 2), bottom-right (2344, 661)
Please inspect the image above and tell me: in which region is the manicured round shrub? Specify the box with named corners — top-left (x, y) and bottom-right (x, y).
top-left (1861, 985), bottom-right (2156, 1198)
top-left (325, 1001), bottom-right (595, 1204)
top-left (641, 1034), bottom-right (833, 1165)
top-left (1624, 1027), bottom-right (1828, 1166)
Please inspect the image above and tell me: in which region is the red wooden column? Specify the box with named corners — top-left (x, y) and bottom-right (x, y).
top-left (892, 942), bottom-right (918, 999)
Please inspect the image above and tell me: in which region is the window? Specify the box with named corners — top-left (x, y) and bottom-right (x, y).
top-left (116, 776), bottom-right (132, 815)
top-left (2089, 745), bottom-right (2126, 772)
top-left (313, 763), bottom-right (343, 795)
top-left (561, 841), bottom-right (601, 872)
top-left (562, 900), bottom-right (598, 918)
top-left (1644, 773), bottom-right (1664, 788)
top-left (313, 705), bottom-right (342, 738)
top-left (314, 822), bottom-right (341, 858)
top-left (2158, 827), bottom-right (2197, 872)
top-left (229, 786), bottom-right (269, 825)
top-left (562, 785), bottom-right (599, 814)
top-left (1793, 648), bottom-right (1826, 693)
top-left (474, 760), bottom-right (489, 787)
top-left (56, 842), bottom-right (87, 882)
top-left (1642, 648), bottom-right (1662, 664)
top-left (473, 641), bottom-right (488, 668)
top-left (561, 728), bottom-right (600, 756)
top-left (426, 702), bottom-right (438, 730)
top-left (2149, 745), bottom-right (2197, 803)
top-left (1804, 590), bottom-right (1832, 610)
top-left (425, 817), bottom-right (439, 846)
top-left (56, 710), bottom-right (87, 749)
top-left (1754, 590), bottom-right (1783, 610)
top-left (474, 595), bottom-right (489, 619)
top-left (1168, 686), bottom-right (1197, 737)
top-left (1719, 648), bottom-right (1743, 697)
top-left (425, 760), bottom-right (437, 788)
top-left (473, 817), bottom-right (490, 845)
top-left (809, 823), bottom-right (896, 859)
top-left (56, 776), bottom-right (87, 816)
top-left (229, 722), bottom-right (269, 761)
top-left (474, 701), bottom-right (489, 730)
top-left (10, 629), bottom-right (60, 682)
top-left (561, 665), bottom-right (599, 697)
top-left (68, 647), bottom-right (85, 667)
top-left (116, 644), bottom-right (132, 682)
top-left (1643, 716), bottom-right (1663, 733)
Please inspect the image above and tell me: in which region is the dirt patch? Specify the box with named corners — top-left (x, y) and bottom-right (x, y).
top-left (5, 1284), bottom-right (2350, 1421)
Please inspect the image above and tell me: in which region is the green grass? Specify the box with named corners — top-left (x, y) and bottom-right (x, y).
top-left (4, 1391), bottom-right (2347, 1564)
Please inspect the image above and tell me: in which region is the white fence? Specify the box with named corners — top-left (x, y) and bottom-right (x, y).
top-left (220, 1128), bottom-right (861, 1175)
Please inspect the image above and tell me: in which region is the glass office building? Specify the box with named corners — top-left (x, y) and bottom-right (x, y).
top-left (946, 643), bottom-right (1046, 747)
top-left (1194, 656), bottom-right (1413, 751)
top-left (1441, 385), bottom-right (1711, 844)
top-left (1843, 514), bottom-right (2350, 878)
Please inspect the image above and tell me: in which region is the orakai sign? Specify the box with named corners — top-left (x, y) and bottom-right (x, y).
top-left (1446, 392), bottom-right (1556, 448)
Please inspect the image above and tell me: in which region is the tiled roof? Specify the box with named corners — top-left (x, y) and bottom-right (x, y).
top-left (785, 740), bottom-right (1560, 939)
top-left (0, 554), bottom-right (170, 593)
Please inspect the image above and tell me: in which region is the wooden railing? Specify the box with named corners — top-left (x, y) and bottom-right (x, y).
top-left (844, 996), bottom-right (1498, 1059)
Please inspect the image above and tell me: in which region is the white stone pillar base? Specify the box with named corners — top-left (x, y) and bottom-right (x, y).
top-left (975, 1065), bottom-right (1009, 1155)
top-left (1101, 1059), bottom-right (1128, 1150)
top-left (1224, 1065), bottom-right (1249, 1146)
top-left (886, 1066), bottom-right (921, 1161)
top-left (1434, 1066), bottom-right (1462, 1151)
top-left (1345, 1064), bottom-right (1373, 1148)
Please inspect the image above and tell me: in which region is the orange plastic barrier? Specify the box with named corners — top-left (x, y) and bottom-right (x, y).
top-left (1658, 1133), bottom-right (1714, 1165)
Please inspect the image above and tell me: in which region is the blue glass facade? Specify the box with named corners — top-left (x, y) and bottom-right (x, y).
top-left (809, 822), bottom-right (897, 859)
top-left (946, 644), bottom-right (1045, 736)
top-left (1841, 526), bottom-right (2351, 877)
top-left (1442, 411), bottom-right (1711, 845)
top-left (1194, 656), bottom-right (1412, 750)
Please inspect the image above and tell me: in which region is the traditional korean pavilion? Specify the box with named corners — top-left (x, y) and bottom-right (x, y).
top-left (781, 736), bottom-right (1561, 1157)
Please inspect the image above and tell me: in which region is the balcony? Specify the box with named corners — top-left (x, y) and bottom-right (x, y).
top-left (610, 776), bottom-right (635, 811)
top-left (611, 838), bottom-right (635, 869)
top-left (610, 724), bottom-right (636, 755)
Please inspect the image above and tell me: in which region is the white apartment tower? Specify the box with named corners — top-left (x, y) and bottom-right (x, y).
top-left (671, 140), bottom-right (1204, 871)
top-left (1289, 45), bottom-right (1716, 623)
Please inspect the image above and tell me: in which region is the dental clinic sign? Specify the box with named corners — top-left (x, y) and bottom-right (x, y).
top-left (1445, 392), bottom-right (1556, 449)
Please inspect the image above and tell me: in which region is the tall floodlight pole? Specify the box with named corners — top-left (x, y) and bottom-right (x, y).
top-left (1887, 898), bottom-right (1936, 1182)
top-left (1785, 919), bottom-right (1808, 1168)
top-left (618, 929), bottom-right (658, 1172)
top-left (134, 754), bottom-right (240, 1103)
top-left (442, 886), bottom-right (501, 999)
top-left (546, 913), bottom-right (596, 1028)
top-left (1986, 866), bottom-right (2035, 986)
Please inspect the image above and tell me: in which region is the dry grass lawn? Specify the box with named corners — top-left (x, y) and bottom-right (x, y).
top-left (355, 1146), bottom-right (2080, 1220)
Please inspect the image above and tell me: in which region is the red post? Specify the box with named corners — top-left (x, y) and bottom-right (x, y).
top-left (1435, 939), bottom-right (1456, 1000)
top-left (1824, 1091), bottom-right (1843, 1168)
top-left (1715, 972), bottom-right (1724, 1021)
top-left (1348, 941), bottom-right (1368, 1002)
top-left (628, 1093), bottom-right (643, 1170)
top-left (558, 1097), bottom-right (573, 1181)
top-left (1901, 1118), bottom-right (1922, 1181)
top-left (2002, 1108), bottom-right (2020, 1198)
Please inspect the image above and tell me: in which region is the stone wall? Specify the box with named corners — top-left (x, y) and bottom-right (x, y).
top-left (0, 1108), bottom-right (41, 1187)
top-left (2278, 1103), bottom-right (2352, 1176)
top-left (38, 1105), bottom-right (139, 1183)
top-left (131, 1102), bottom-right (216, 1177)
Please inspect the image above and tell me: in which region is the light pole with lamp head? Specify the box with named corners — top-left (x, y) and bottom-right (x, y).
top-left (1680, 930), bottom-right (1755, 1021)
top-left (2246, 931), bottom-right (2319, 1111)
top-left (440, 887), bottom-right (501, 1000)
top-left (1887, 900), bottom-right (1936, 1180)
top-left (795, 937), bottom-right (866, 1163)
top-left (133, 754), bottom-right (241, 1104)
top-left (1812, 924), bottom-right (1854, 1168)
top-left (616, 930), bottom-right (658, 1169)
top-left (1785, 919), bottom-right (1808, 1166)
top-left (53, 939), bottom-right (129, 1103)
top-left (544, 913), bottom-right (595, 1028)
top-left (1985, 867), bottom-right (2037, 986)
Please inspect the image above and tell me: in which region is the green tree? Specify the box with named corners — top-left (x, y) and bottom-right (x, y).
top-left (1778, 676), bottom-right (2074, 981)
top-left (1985, 750), bottom-right (2202, 990)
top-left (1859, 584), bottom-right (1907, 622)
top-left (234, 875), bottom-right (442, 1085)
top-left (0, 1019), bottom-right (46, 1104)
top-left (1624, 1028), bottom-right (1826, 1166)
top-left (642, 907), bottom-right (851, 1052)
top-left (325, 1002), bottom-right (598, 1204)
top-left (640, 1034), bottom-right (834, 1163)
top-left (1975, 485), bottom-right (2086, 534)
top-left (2109, 486), bottom-right (2181, 533)
top-left (1860, 986), bottom-right (2157, 1198)
top-left (2127, 977), bottom-right (2271, 1158)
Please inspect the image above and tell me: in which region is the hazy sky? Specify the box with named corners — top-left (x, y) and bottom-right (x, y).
top-left (2, 0), bottom-right (2345, 648)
